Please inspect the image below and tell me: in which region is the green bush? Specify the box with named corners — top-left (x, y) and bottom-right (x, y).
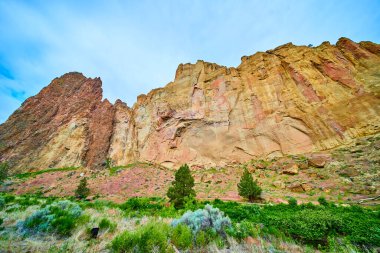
top-left (171, 224), bottom-right (192, 250)
top-left (227, 220), bottom-right (259, 240)
top-left (18, 200), bottom-right (84, 236)
top-left (194, 229), bottom-right (223, 248)
top-left (4, 195), bottom-right (15, 203)
top-left (99, 218), bottom-right (116, 233)
top-left (318, 196), bottom-right (328, 206)
top-left (288, 197), bottom-right (298, 207)
top-left (120, 197), bottom-right (161, 211)
top-left (172, 204), bottom-right (231, 236)
top-left (0, 197), bottom-right (5, 210)
top-left (111, 221), bottom-right (172, 253)
top-left (0, 162), bottom-right (9, 182)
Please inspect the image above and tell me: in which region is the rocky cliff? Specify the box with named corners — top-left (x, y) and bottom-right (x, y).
top-left (1, 38), bottom-right (380, 172)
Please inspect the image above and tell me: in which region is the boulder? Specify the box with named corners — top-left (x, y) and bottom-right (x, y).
top-left (282, 164), bottom-right (299, 175)
top-left (287, 182), bottom-right (304, 192)
top-left (308, 153), bottom-right (331, 168)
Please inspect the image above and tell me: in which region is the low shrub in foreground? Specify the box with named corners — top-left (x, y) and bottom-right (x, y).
top-left (111, 221), bottom-right (172, 253)
top-left (99, 218), bottom-right (116, 233)
top-left (18, 200), bottom-right (84, 236)
top-left (226, 220), bottom-right (260, 241)
top-left (171, 224), bottom-right (192, 249)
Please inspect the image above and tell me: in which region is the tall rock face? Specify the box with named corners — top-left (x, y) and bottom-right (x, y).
top-left (0, 72), bottom-right (115, 172)
top-left (1, 38), bottom-right (380, 171)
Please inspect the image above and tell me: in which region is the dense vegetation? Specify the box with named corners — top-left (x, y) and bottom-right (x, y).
top-left (17, 200), bottom-right (86, 236)
top-left (0, 192), bottom-right (379, 252)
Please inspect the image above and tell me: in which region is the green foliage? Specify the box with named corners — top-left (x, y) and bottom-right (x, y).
top-left (109, 165), bottom-right (127, 175)
top-left (119, 197), bottom-right (171, 217)
top-left (0, 161), bottom-right (9, 182)
top-left (318, 196), bottom-right (329, 206)
top-left (208, 199), bottom-right (380, 248)
top-left (75, 177), bottom-right (90, 199)
top-left (111, 221), bottom-right (172, 253)
top-left (171, 224), bottom-right (193, 250)
top-left (105, 158), bottom-right (112, 169)
top-left (0, 197), bottom-right (5, 210)
top-left (288, 197), bottom-right (298, 207)
top-left (18, 200), bottom-right (83, 236)
top-left (194, 229), bottom-right (224, 248)
top-left (172, 204), bottom-right (231, 236)
top-left (99, 218), bottom-right (116, 233)
top-left (227, 220), bottom-right (260, 240)
top-left (167, 164), bottom-right (196, 209)
top-left (1, 192), bottom-right (379, 250)
top-left (4, 195), bottom-right (15, 203)
top-left (14, 167), bottom-right (78, 179)
top-left (237, 167), bottom-right (262, 202)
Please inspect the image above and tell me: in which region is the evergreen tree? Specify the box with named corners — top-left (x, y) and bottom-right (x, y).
top-left (75, 177), bottom-right (90, 199)
top-left (237, 167), bottom-right (262, 202)
top-left (167, 164), bottom-right (196, 209)
top-left (0, 162), bottom-right (9, 183)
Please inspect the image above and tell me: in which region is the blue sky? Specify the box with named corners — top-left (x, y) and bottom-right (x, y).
top-left (0, 0), bottom-right (379, 123)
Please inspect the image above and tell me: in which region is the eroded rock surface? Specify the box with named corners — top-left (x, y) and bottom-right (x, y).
top-left (1, 38), bottom-right (380, 171)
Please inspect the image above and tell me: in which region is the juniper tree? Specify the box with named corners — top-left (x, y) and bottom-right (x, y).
top-left (237, 167), bottom-right (262, 202)
top-left (75, 177), bottom-right (90, 199)
top-left (167, 164), bottom-right (195, 209)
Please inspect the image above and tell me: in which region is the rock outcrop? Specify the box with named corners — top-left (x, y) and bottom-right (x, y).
top-left (1, 38), bottom-right (380, 171)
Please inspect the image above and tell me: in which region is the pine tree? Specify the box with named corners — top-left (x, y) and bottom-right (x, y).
top-left (75, 177), bottom-right (90, 199)
top-left (237, 167), bottom-right (262, 202)
top-left (167, 164), bottom-right (196, 209)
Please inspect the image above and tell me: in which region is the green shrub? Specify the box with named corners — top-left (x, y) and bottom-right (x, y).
top-left (167, 164), bottom-right (195, 209)
top-left (213, 202), bottom-right (260, 222)
top-left (0, 162), bottom-right (9, 182)
top-left (172, 204), bottom-right (231, 236)
top-left (227, 220), bottom-right (259, 240)
top-left (0, 197), bottom-right (5, 210)
top-left (288, 197), bottom-right (298, 207)
top-left (111, 221), bottom-right (171, 253)
top-left (17, 196), bottom-right (40, 207)
top-left (99, 218), bottom-right (116, 233)
top-left (75, 177), bottom-right (90, 199)
top-left (18, 200), bottom-right (83, 236)
top-left (4, 195), bottom-right (15, 203)
top-left (105, 158), bottom-right (113, 169)
top-left (237, 167), bottom-right (262, 202)
top-left (171, 224), bottom-right (192, 250)
top-left (195, 230), bottom-right (207, 247)
top-left (318, 196), bottom-right (328, 206)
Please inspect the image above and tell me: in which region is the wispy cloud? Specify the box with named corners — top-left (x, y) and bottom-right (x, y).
top-left (0, 0), bottom-right (379, 123)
